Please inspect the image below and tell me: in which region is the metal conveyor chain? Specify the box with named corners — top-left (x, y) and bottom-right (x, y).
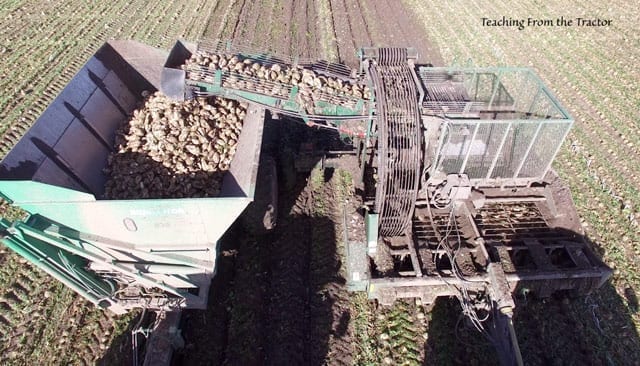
top-left (372, 48), bottom-right (422, 237)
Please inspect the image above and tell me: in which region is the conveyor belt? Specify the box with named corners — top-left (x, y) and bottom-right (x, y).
top-left (371, 48), bottom-right (422, 237)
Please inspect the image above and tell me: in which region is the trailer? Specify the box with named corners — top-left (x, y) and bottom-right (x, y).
top-left (0, 40), bottom-right (266, 314)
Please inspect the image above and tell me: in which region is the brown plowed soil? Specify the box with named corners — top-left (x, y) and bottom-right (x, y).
top-left (201, 0), bottom-right (441, 66)
top-left (175, 119), bottom-right (356, 365)
top-left (328, 0), bottom-right (359, 67)
top-left (263, 183), bottom-right (313, 365)
top-left (348, 0), bottom-right (443, 66)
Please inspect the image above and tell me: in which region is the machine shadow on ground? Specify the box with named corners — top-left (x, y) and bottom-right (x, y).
top-left (94, 112), bottom-right (348, 365)
top-left (97, 315), bottom-right (141, 365)
top-left (512, 233), bottom-right (640, 365)
top-left (171, 196), bottom-right (342, 365)
top-left (424, 229), bottom-right (639, 365)
top-left (171, 117), bottom-right (347, 365)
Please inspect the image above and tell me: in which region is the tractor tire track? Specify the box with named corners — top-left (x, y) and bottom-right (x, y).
top-left (199, 0), bottom-right (225, 40)
top-left (265, 0), bottom-right (297, 56)
top-left (307, 178), bottom-right (356, 366)
top-left (304, 0), bottom-right (322, 59)
top-left (315, 0), bottom-right (339, 62)
top-left (204, 0), bottom-right (238, 41)
top-left (328, 0), bottom-right (356, 66)
top-left (290, 0), bottom-right (310, 57)
top-left (230, 0), bottom-right (251, 43)
top-left (344, 0), bottom-right (374, 50)
top-left (280, 0), bottom-right (297, 55)
top-left (264, 178), bottom-right (313, 365)
top-left (231, 0), bottom-right (259, 46)
top-left (251, 0), bottom-right (278, 52)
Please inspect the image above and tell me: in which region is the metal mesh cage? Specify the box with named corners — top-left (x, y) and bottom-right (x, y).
top-left (423, 67), bottom-right (573, 186)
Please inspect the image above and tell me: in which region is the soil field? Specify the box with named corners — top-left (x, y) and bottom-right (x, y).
top-left (0, 0), bottom-right (638, 365)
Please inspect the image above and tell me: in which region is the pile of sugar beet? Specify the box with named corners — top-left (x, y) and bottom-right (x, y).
top-left (103, 92), bottom-right (246, 199)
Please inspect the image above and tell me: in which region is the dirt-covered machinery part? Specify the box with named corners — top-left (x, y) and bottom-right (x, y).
top-left (360, 47), bottom-right (423, 237)
top-left (353, 62), bottom-right (611, 309)
top-left (360, 181), bottom-right (611, 299)
top-left (242, 155), bottom-right (278, 235)
top-left (344, 171), bottom-right (610, 366)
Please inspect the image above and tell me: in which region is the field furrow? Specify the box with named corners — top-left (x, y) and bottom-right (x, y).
top-left (289, 0), bottom-right (310, 57)
top-left (231, 0), bottom-right (258, 45)
top-left (303, 0), bottom-right (321, 58)
top-left (346, 0), bottom-right (374, 48)
top-left (328, 0), bottom-right (357, 66)
top-left (202, 0), bottom-right (236, 41)
top-left (219, 0), bottom-right (247, 42)
top-left (251, 0), bottom-right (278, 52)
top-left (315, 0), bottom-right (339, 62)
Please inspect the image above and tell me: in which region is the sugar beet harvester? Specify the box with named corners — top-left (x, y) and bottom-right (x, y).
top-left (0, 40), bottom-right (611, 365)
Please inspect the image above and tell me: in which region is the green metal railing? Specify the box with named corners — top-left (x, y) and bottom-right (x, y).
top-left (0, 217), bottom-right (115, 308)
top-left (0, 214), bottom-right (206, 312)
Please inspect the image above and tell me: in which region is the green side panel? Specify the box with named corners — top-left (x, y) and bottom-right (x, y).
top-left (1, 217), bottom-right (201, 306)
top-left (313, 100), bottom-right (362, 116)
top-left (365, 212), bottom-right (379, 255)
top-left (194, 78), bottom-right (367, 117)
top-left (195, 81), bottom-right (306, 114)
top-left (27, 198), bottom-right (250, 249)
top-left (289, 85), bottom-right (299, 100)
top-left (0, 181), bottom-right (251, 249)
top-left (0, 180), bottom-right (94, 203)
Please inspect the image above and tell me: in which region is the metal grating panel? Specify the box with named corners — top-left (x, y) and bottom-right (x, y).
top-left (425, 67), bottom-right (573, 186)
top-left (489, 122), bottom-right (539, 179)
top-left (435, 119), bottom-right (572, 184)
top-left (370, 48), bottom-right (422, 237)
top-left (517, 122), bottom-right (571, 178)
top-left (474, 202), bottom-right (553, 242)
top-left (464, 123), bottom-right (509, 179)
top-left (198, 39), bottom-right (356, 80)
